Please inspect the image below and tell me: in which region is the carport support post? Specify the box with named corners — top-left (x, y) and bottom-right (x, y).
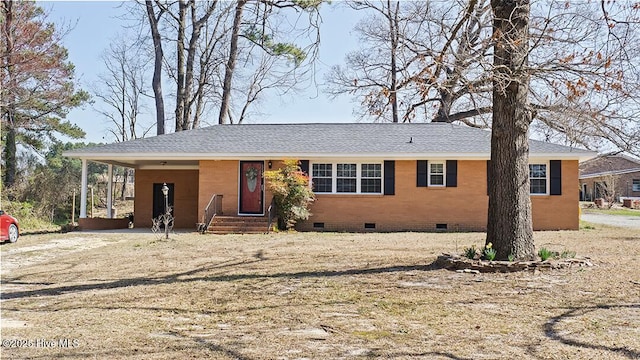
top-left (106, 164), bottom-right (113, 218)
top-left (80, 159), bottom-right (88, 218)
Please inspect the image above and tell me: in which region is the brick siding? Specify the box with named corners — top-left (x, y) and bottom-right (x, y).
top-left (134, 169), bottom-right (199, 229)
top-left (193, 159), bottom-right (580, 232)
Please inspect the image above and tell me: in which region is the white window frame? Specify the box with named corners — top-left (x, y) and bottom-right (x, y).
top-left (311, 163), bottom-right (333, 193)
top-left (310, 161), bottom-right (384, 195)
top-left (632, 179), bottom-right (640, 192)
top-left (428, 161), bottom-right (446, 187)
top-left (360, 163), bottom-right (383, 193)
top-left (529, 161), bottom-right (549, 195)
top-left (336, 163), bottom-right (358, 193)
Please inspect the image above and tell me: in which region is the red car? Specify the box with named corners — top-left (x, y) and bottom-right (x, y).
top-left (0, 210), bottom-right (19, 243)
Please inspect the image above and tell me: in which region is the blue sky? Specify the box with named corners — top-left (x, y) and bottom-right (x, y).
top-left (40, 1), bottom-right (363, 143)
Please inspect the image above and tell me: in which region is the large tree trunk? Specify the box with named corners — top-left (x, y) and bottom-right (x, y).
top-left (218, 0), bottom-right (246, 125)
top-left (174, 0), bottom-right (187, 131)
top-left (145, 0), bottom-right (166, 135)
top-left (2, 0), bottom-right (16, 189)
top-left (121, 169), bottom-right (128, 201)
top-left (434, 87), bottom-right (453, 122)
top-left (3, 125), bottom-right (17, 189)
top-left (181, 0), bottom-right (217, 130)
top-left (486, 0), bottom-right (534, 260)
top-left (387, 0), bottom-right (399, 123)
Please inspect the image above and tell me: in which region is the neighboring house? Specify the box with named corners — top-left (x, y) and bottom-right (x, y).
top-left (579, 154), bottom-right (640, 202)
top-left (64, 123), bottom-right (594, 232)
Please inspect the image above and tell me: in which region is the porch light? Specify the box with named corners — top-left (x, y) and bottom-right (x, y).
top-left (161, 183), bottom-right (169, 239)
top-left (268, 160), bottom-right (273, 169)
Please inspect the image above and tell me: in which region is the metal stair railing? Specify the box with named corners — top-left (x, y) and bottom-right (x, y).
top-left (267, 197), bottom-right (276, 233)
top-left (198, 194), bottom-right (223, 233)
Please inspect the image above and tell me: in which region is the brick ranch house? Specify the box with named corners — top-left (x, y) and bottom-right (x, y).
top-left (64, 123), bottom-right (595, 232)
top-left (579, 154), bottom-right (640, 203)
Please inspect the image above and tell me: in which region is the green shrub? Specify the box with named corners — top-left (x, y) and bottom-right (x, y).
top-left (464, 245), bottom-right (477, 259)
top-left (483, 242), bottom-right (496, 261)
top-left (2, 200), bottom-right (58, 231)
top-left (538, 247), bottom-right (553, 261)
top-left (507, 253), bottom-right (515, 262)
top-left (560, 250), bottom-right (576, 259)
top-left (264, 159), bottom-right (315, 230)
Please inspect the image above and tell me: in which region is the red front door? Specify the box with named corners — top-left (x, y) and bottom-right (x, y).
top-left (239, 161), bottom-right (264, 214)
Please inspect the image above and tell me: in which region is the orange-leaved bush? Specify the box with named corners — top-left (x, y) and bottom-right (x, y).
top-left (264, 159), bottom-right (315, 230)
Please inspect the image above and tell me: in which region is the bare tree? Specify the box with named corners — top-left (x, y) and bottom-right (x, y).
top-left (527, 1), bottom-right (640, 156)
top-left (145, 0), bottom-right (166, 135)
top-left (93, 38), bottom-right (153, 199)
top-left (218, 0), bottom-right (247, 124)
top-left (163, 0), bottom-right (222, 131)
top-left (326, 0), bottom-right (493, 125)
top-left (224, 42), bottom-right (306, 124)
top-left (328, 0), bottom-right (640, 156)
top-left (595, 175), bottom-right (616, 209)
top-left (95, 40), bottom-right (151, 143)
top-left (140, 0), bottom-right (233, 132)
top-left (138, 0), bottom-right (322, 131)
top-left (486, 0), bottom-right (534, 260)
top-left (222, 0), bottom-right (323, 124)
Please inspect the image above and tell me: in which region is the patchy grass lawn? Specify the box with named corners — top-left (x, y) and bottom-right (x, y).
top-left (582, 207), bottom-right (640, 217)
top-left (1, 226), bottom-right (639, 359)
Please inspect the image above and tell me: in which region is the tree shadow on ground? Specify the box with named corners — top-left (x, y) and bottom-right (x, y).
top-left (385, 351), bottom-right (473, 360)
top-left (544, 303), bottom-right (640, 359)
top-left (186, 332), bottom-right (255, 360)
top-left (2, 299), bottom-right (351, 319)
top-left (0, 260), bottom-right (440, 300)
top-left (6, 342), bottom-right (251, 360)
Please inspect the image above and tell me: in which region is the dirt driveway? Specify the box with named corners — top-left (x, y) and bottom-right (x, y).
top-left (0, 230), bottom-right (158, 330)
top-left (1, 233), bottom-right (126, 276)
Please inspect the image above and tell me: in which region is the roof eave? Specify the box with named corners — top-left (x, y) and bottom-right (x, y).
top-left (63, 151), bottom-right (595, 162)
top-left (580, 167), bottom-right (640, 179)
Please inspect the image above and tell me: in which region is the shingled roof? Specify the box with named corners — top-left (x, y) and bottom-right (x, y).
top-left (579, 154), bottom-right (640, 178)
top-left (64, 123), bottom-right (595, 166)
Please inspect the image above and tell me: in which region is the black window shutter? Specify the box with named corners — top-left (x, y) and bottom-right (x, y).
top-left (486, 160), bottom-right (491, 196)
top-left (550, 160), bottom-right (562, 195)
top-left (446, 160), bottom-right (458, 187)
top-left (299, 160), bottom-right (309, 175)
top-left (417, 160), bottom-right (428, 187)
top-left (384, 160), bottom-right (395, 195)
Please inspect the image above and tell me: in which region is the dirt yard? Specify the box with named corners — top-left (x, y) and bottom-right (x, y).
top-left (0, 225), bottom-right (638, 359)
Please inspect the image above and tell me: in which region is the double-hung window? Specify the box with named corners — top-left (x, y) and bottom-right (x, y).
top-left (311, 162), bottom-right (382, 194)
top-left (311, 163), bottom-right (333, 193)
top-left (429, 162), bottom-right (445, 186)
top-left (337, 164), bottom-right (357, 193)
top-left (529, 163), bottom-right (547, 194)
top-left (361, 164), bottom-right (382, 193)
top-left (633, 179), bottom-right (640, 192)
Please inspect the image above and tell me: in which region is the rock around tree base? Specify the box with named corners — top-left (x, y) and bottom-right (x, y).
top-left (434, 254), bottom-right (595, 273)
